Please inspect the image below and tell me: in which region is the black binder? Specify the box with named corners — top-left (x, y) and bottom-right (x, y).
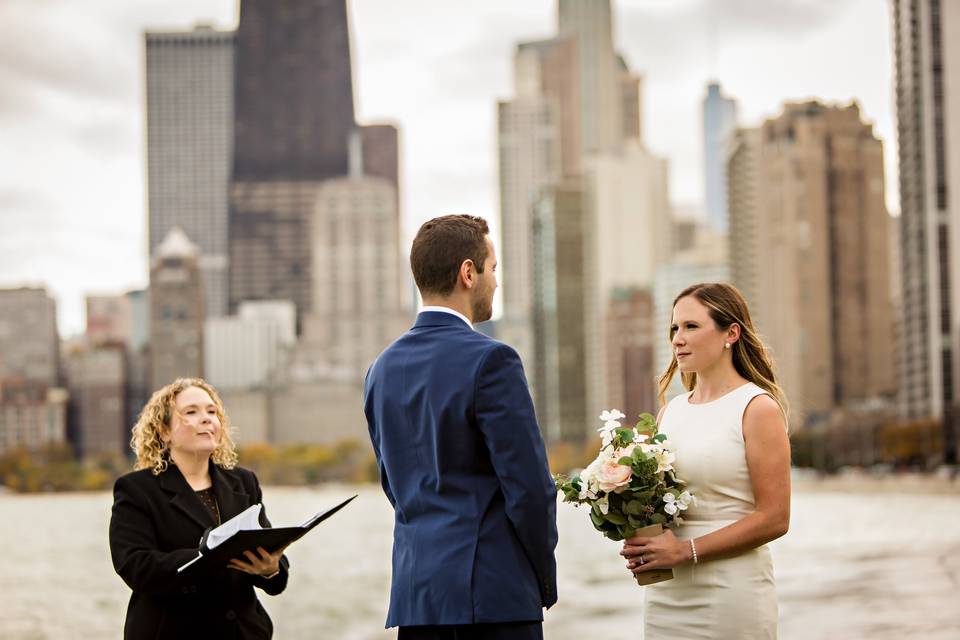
top-left (177, 494), bottom-right (357, 573)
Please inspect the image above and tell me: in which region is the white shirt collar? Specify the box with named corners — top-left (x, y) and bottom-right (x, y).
top-left (420, 305), bottom-right (473, 329)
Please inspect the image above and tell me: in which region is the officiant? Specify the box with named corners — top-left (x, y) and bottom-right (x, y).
top-left (109, 378), bottom-right (290, 640)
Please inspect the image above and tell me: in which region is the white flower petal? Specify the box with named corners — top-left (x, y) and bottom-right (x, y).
top-left (597, 496), bottom-right (610, 515)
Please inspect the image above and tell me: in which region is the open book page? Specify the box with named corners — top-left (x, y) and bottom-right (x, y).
top-left (206, 504), bottom-right (262, 549)
top-left (300, 511), bottom-right (324, 528)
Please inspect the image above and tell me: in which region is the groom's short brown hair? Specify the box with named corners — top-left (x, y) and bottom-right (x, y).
top-left (410, 215), bottom-right (490, 296)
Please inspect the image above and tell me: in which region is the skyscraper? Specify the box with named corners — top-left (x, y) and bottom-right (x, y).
top-left (727, 127), bottom-right (763, 310)
top-left (64, 344), bottom-right (127, 458)
top-left (558, 0), bottom-right (622, 155)
top-left (499, 0), bottom-right (667, 431)
top-left (0, 287), bottom-right (60, 386)
top-left (703, 81), bottom-right (738, 232)
top-left (231, 0), bottom-right (355, 182)
top-left (0, 383), bottom-right (68, 456)
top-left (619, 56), bottom-right (643, 143)
top-left (497, 36), bottom-right (578, 367)
top-left (86, 294), bottom-right (133, 346)
top-left (150, 227), bottom-right (205, 388)
top-left (605, 287), bottom-right (656, 420)
top-left (145, 25), bottom-right (234, 317)
top-left (0, 287), bottom-right (66, 455)
top-left (733, 102), bottom-right (896, 426)
top-left (583, 140), bottom-right (670, 413)
top-left (360, 124), bottom-right (400, 196)
top-left (204, 301), bottom-right (296, 391)
top-left (304, 168), bottom-right (411, 383)
top-left (532, 183), bottom-right (588, 442)
top-left (892, 0), bottom-right (960, 462)
top-left (229, 0), bottom-right (357, 322)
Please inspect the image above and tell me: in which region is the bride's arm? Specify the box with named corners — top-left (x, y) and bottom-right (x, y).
top-left (623, 394), bottom-right (790, 570)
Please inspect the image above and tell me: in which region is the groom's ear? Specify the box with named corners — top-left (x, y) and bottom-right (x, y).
top-left (459, 258), bottom-right (477, 289)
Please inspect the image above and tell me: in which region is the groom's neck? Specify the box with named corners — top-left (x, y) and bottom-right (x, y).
top-left (420, 294), bottom-right (473, 323)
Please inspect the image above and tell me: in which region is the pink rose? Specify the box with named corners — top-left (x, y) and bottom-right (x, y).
top-left (595, 457), bottom-right (633, 492)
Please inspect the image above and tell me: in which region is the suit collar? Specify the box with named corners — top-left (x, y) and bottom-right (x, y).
top-left (159, 460), bottom-right (251, 530)
top-left (414, 309), bottom-right (473, 330)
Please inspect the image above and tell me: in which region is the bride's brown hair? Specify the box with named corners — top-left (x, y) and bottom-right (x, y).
top-left (657, 282), bottom-right (789, 426)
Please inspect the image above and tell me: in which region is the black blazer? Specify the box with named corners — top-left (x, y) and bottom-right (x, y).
top-left (109, 462), bottom-right (289, 640)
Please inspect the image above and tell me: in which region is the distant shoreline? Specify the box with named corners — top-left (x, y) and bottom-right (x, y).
top-left (2, 472), bottom-right (958, 496)
top-left (791, 468), bottom-right (959, 494)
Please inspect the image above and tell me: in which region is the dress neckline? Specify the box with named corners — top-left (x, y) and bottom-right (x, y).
top-left (684, 381), bottom-right (754, 406)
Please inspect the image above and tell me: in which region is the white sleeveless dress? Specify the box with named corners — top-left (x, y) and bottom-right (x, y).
top-left (643, 382), bottom-right (778, 640)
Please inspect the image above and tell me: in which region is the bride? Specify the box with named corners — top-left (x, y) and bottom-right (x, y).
top-left (621, 282), bottom-right (791, 639)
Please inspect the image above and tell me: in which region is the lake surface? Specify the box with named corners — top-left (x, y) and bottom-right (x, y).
top-left (1, 478), bottom-right (958, 639)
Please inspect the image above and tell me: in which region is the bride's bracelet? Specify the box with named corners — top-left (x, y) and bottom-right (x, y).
top-left (689, 539), bottom-right (699, 565)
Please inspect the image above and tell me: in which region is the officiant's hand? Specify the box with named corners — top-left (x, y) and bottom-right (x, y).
top-left (227, 545), bottom-right (289, 578)
top-left (621, 529), bottom-right (690, 573)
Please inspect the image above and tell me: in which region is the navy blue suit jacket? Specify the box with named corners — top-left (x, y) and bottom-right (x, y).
top-left (364, 311), bottom-right (558, 628)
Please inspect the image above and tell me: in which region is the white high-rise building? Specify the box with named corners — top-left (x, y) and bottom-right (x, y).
top-left (583, 140), bottom-right (671, 412)
top-left (204, 301), bottom-right (296, 391)
top-left (892, 0), bottom-right (960, 461)
top-left (496, 37), bottom-right (574, 367)
top-left (304, 168), bottom-right (412, 383)
top-left (145, 25), bottom-right (234, 317)
top-left (497, 98), bottom-right (562, 366)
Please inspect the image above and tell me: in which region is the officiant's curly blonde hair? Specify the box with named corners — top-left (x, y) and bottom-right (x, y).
top-left (658, 283), bottom-right (789, 427)
top-left (130, 378), bottom-right (238, 475)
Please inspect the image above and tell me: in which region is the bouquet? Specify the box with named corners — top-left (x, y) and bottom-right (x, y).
top-left (555, 409), bottom-right (692, 585)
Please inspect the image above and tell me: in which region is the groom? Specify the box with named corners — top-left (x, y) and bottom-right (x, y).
top-left (364, 215), bottom-right (558, 640)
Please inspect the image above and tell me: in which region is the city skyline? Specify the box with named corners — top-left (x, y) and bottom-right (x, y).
top-left (0, 0), bottom-right (893, 334)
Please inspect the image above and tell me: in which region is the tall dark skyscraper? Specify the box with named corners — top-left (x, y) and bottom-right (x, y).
top-left (229, 0), bottom-right (358, 321)
top-left (232, 0), bottom-right (356, 181)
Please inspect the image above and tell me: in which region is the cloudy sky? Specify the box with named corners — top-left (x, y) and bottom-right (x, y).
top-left (0, 0), bottom-right (893, 335)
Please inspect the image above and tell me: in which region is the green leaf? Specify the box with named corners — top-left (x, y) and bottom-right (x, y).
top-left (618, 456), bottom-right (633, 466)
top-left (590, 511), bottom-right (605, 527)
top-left (654, 433), bottom-right (667, 443)
top-left (604, 511), bottom-right (628, 525)
top-left (635, 413), bottom-right (657, 434)
top-left (650, 513), bottom-right (667, 525)
top-left (624, 500), bottom-right (643, 515)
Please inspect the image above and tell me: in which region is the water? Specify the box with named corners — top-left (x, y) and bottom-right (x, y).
top-left (1, 481), bottom-right (958, 639)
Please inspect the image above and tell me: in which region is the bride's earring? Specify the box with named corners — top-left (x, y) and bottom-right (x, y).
top-left (724, 343), bottom-right (731, 350)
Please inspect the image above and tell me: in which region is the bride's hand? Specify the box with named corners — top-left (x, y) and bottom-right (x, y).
top-left (620, 529), bottom-right (690, 573)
